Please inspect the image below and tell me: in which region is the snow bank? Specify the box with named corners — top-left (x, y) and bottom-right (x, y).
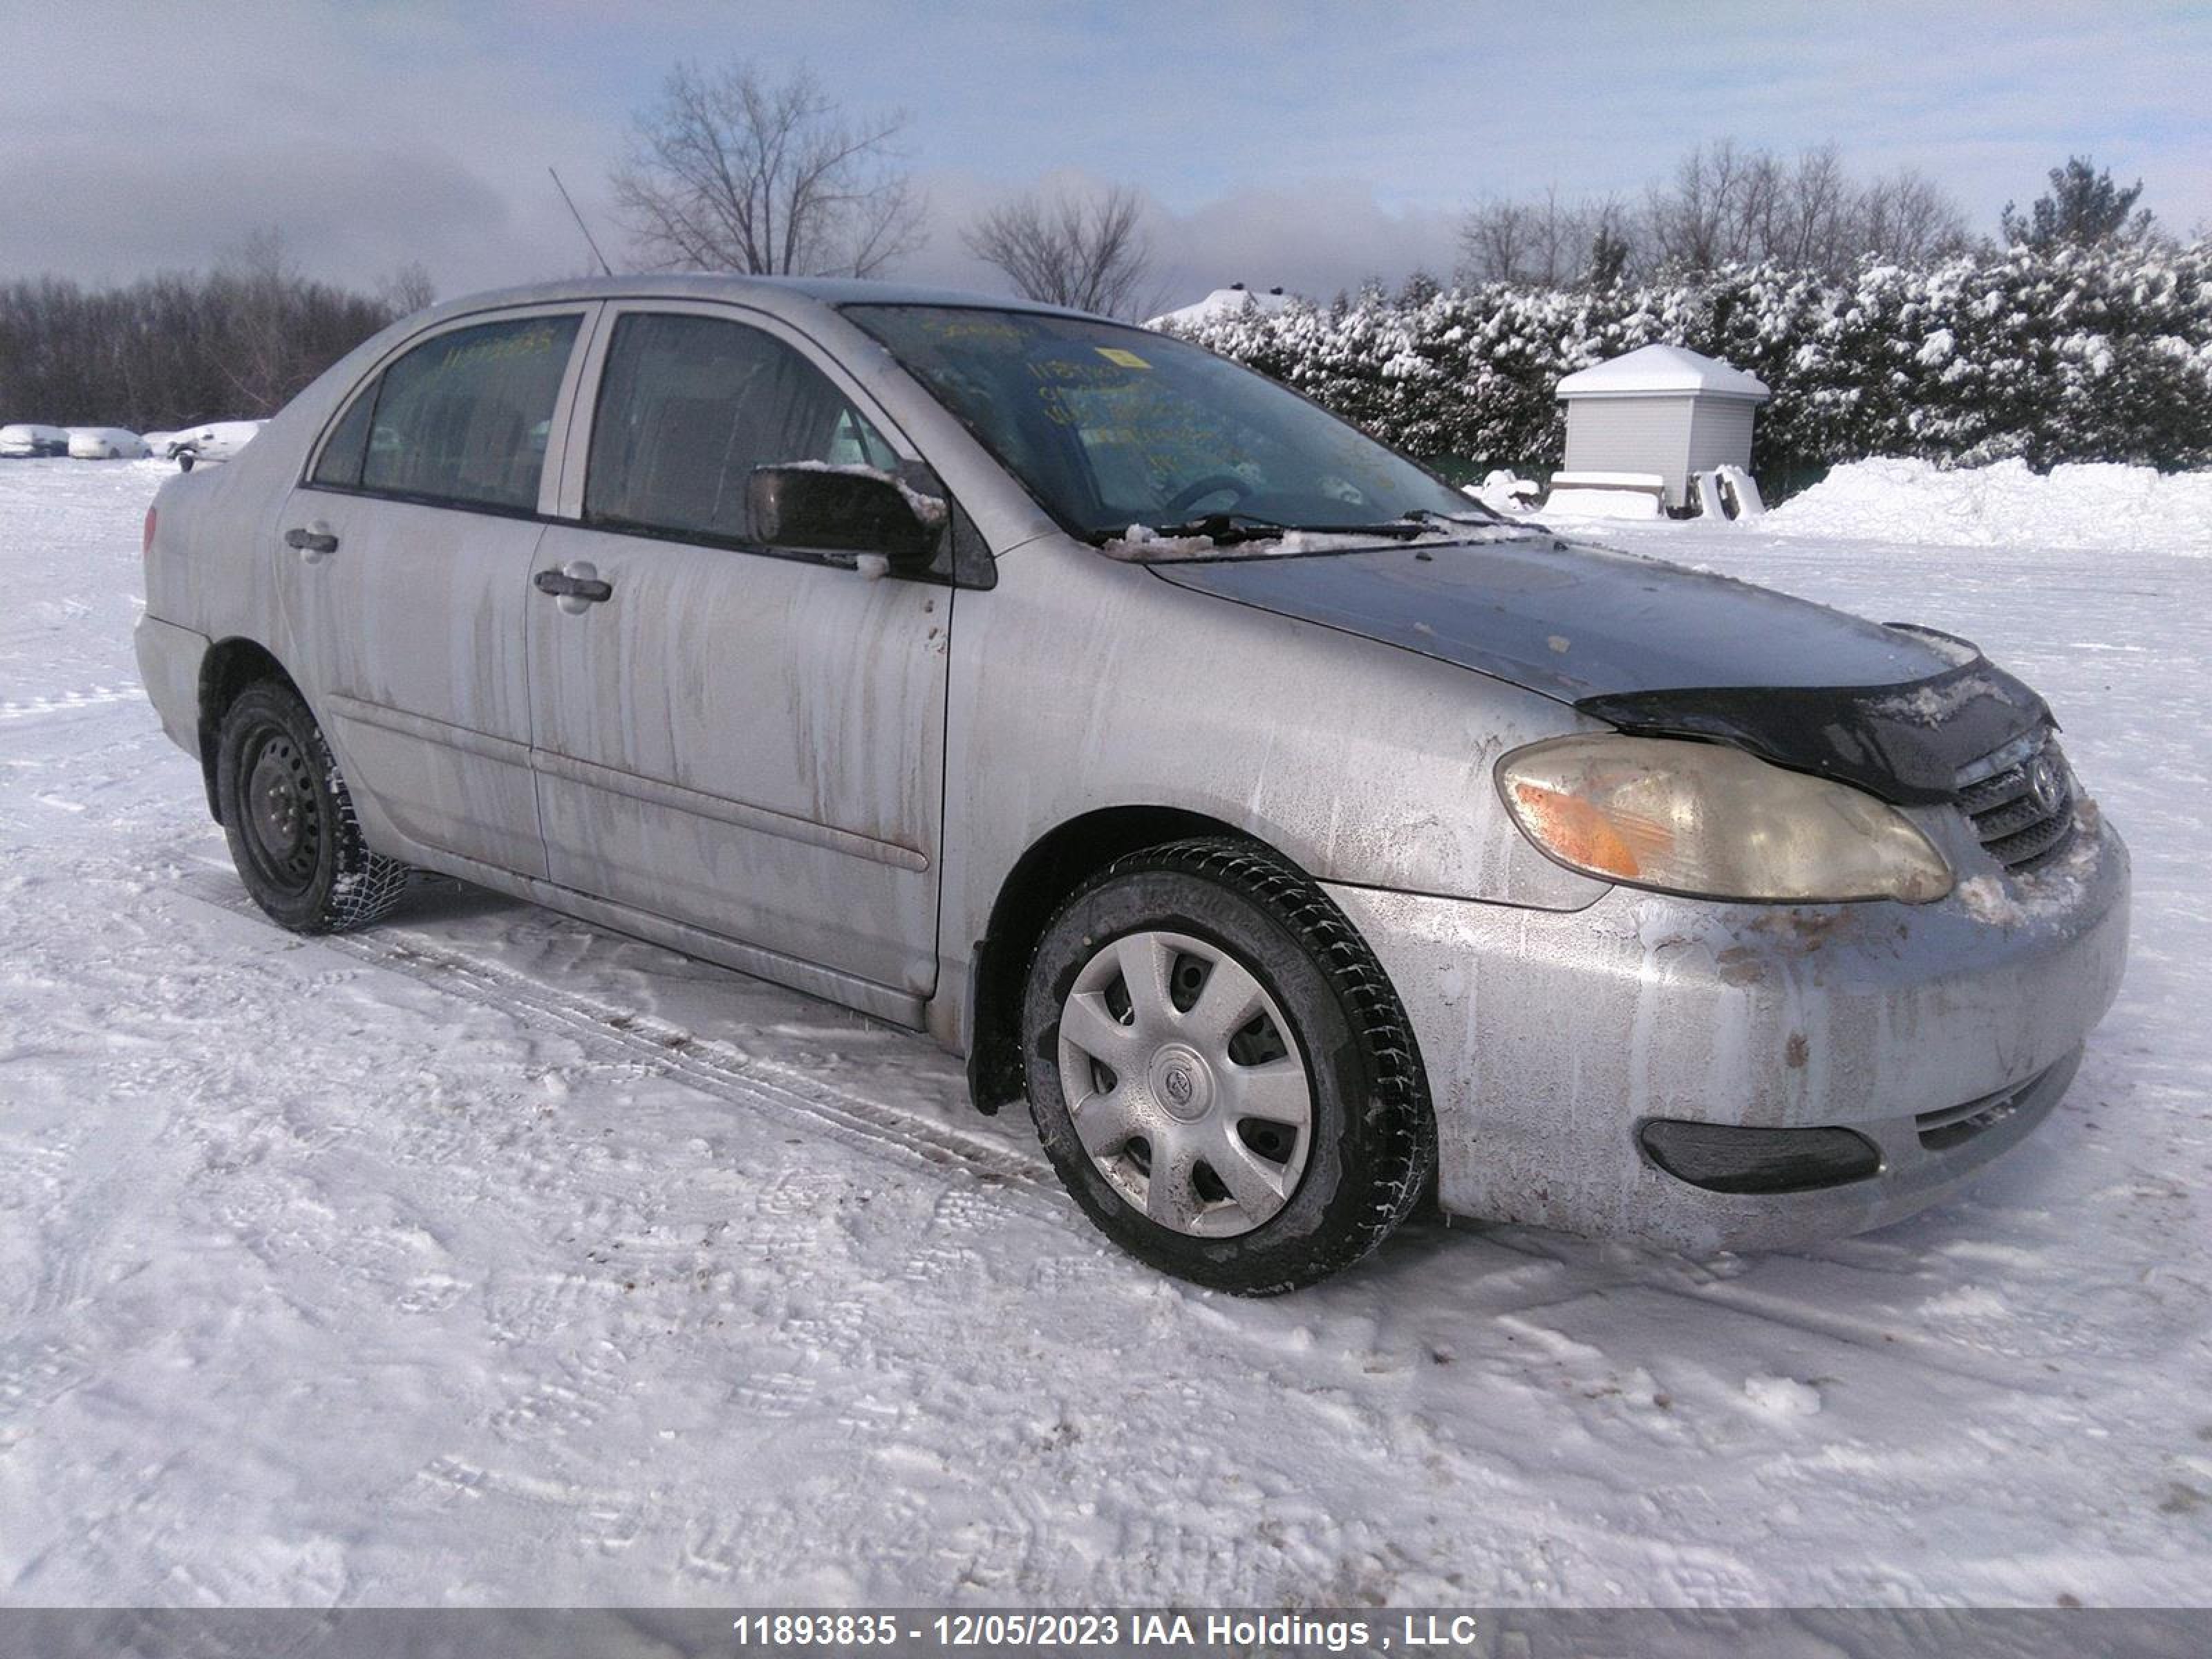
top-left (1765, 458), bottom-right (2212, 556)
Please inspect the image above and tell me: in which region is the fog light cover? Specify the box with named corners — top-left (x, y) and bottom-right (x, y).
top-left (1638, 1119), bottom-right (1881, 1194)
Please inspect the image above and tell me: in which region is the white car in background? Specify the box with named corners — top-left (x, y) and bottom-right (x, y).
top-left (0, 423), bottom-right (71, 458)
top-left (171, 420), bottom-right (265, 471)
top-left (67, 427), bottom-right (150, 460)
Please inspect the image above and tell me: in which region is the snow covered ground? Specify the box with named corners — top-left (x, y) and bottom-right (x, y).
top-left (2, 458), bottom-right (2209, 1609)
top-left (1758, 457), bottom-right (2212, 558)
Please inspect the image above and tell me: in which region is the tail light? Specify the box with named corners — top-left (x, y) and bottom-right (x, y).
top-left (142, 505), bottom-right (157, 559)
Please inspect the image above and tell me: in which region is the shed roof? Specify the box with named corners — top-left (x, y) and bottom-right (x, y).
top-left (1147, 284), bottom-right (1294, 329)
top-left (1556, 343), bottom-right (1768, 402)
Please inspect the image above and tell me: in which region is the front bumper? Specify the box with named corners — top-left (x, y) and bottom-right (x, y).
top-left (1325, 810), bottom-right (2130, 1252)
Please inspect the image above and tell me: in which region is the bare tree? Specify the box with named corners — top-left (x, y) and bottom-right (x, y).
top-left (1648, 140), bottom-right (1971, 275)
top-left (213, 227), bottom-right (307, 413)
top-left (1465, 142), bottom-right (1969, 287)
top-left (1458, 197), bottom-right (1533, 285)
top-left (612, 60), bottom-right (926, 278)
top-left (1644, 138), bottom-right (1754, 272)
top-left (1857, 168), bottom-right (1973, 265)
top-left (1460, 189), bottom-right (1640, 288)
top-left (376, 261), bottom-right (438, 315)
top-left (963, 184), bottom-right (1155, 317)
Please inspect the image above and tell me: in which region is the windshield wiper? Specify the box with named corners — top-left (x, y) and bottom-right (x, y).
top-left (1086, 512), bottom-right (1292, 547)
top-left (1090, 512), bottom-right (1439, 547)
top-left (1287, 519), bottom-right (1435, 541)
top-left (1403, 505), bottom-right (1507, 527)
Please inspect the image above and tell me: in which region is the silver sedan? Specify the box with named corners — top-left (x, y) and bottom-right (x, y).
top-left (133, 276), bottom-right (2129, 1292)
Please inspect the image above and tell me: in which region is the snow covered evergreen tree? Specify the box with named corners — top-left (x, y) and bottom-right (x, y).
top-left (1155, 242), bottom-right (2212, 482)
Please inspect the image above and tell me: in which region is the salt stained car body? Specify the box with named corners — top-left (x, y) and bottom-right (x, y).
top-left (133, 277), bottom-right (2130, 1293)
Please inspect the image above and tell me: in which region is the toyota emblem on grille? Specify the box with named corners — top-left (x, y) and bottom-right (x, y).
top-left (2026, 753), bottom-right (2065, 816)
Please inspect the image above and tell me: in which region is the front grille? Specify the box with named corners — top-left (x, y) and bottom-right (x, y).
top-left (1956, 730), bottom-right (2077, 870)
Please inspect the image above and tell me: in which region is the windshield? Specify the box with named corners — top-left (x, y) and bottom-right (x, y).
top-left (843, 304), bottom-right (1492, 551)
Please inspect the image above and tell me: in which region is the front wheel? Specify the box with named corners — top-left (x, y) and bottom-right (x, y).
top-left (215, 681), bottom-right (410, 933)
top-left (1022, 839), bottom-right (1434, 1295)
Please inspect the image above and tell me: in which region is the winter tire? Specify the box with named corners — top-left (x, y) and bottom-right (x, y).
top-left (1022, 837), bottom-right (1434, 1294)
top-left (216, 680), bottom-right (409, 934)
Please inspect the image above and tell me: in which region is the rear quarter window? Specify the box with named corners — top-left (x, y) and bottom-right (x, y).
top-left (310, 381), bottom-right (377, 489)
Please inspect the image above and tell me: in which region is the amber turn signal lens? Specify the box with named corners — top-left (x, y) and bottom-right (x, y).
top-left (1509, 782), bottom-right (1643, 879)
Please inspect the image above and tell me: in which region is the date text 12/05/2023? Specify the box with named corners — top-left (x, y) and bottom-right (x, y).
top-left (732, 1611), bottom-right (1485, 1651)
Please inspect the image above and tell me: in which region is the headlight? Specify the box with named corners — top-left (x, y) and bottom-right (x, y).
top-left (1497, 734), bottom-right (1953, 903)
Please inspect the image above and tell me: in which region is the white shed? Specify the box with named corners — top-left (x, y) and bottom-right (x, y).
top-left (1556, 344), bottom-right (1768, 509)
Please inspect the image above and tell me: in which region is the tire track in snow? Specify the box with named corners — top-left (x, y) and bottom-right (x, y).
top-left (179, 878), bottom-right (1053, 1192)
top-left (0, 683), bottom-right (142, 722)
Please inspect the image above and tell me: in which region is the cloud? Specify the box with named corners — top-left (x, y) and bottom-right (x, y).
top-left (890, 169), bottom-right (1460, 314)
top-left (1, 0), bottom-right (2203, 303)
top-left (0, 141), bottom-right (511, 287)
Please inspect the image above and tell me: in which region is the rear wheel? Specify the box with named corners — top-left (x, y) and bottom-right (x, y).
top-left (215, 681), bottom-right (409, 933)
top-left (1022, 838), bottom-right (1434, 1294)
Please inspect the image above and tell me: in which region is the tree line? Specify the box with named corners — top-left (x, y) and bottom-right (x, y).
top-left (0, 233), bottom-right (427, 431)
top-left (1454, 147), bottom-right (2179, 292)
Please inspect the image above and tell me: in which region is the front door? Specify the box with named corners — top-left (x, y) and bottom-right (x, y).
top-left (281, 306), bottom-right (592, 877)
top-left (526, 306), bottom-right (950, 999)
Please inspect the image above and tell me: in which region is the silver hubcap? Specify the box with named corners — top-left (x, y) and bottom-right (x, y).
top-left (1055, 930), bottom-right (1313, 1238)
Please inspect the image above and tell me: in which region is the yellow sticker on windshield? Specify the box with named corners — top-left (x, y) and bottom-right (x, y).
top-left (1095, 346), bottom-right (1151, 369)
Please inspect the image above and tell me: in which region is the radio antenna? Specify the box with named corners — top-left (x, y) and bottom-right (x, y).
top-left (549, 166), bottom-right (615, 278)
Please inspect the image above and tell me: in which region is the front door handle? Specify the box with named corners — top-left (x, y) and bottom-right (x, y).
top-left (534, 562), bottom-right (613, 613)
top-left (283, 523), bottom-right (339, 559)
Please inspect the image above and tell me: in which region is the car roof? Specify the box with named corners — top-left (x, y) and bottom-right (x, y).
top-left (409, 273), bottom-right (1107, 330)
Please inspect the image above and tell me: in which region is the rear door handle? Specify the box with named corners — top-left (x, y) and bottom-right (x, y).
top-left (283, 523), bottom-right (339, 559)
top-left (534, 563), bottom-right (613, 612)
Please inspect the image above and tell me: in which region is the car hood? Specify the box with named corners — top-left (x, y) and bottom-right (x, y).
top-left (1147, 533), bottom-right (2051, 805)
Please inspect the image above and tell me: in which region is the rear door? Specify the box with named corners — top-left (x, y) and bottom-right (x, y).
top-left (525, 303), bottom-right (950, 1001)
top-left (281, 305), bottom-right (593, 876)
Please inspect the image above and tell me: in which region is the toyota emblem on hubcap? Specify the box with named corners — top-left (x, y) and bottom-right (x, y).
top-left (1163, 1065), bottom-right (1194, 1106)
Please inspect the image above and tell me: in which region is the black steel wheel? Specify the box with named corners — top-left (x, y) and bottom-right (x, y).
top-left (215, 680), bottom-right (409, 933)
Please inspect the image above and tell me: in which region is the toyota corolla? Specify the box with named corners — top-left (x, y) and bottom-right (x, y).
top-left (133, 277), bottom-right (2130, 1293)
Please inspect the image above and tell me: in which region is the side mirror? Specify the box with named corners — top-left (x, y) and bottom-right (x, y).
top-left (748, 465), bottom-right (944, 571)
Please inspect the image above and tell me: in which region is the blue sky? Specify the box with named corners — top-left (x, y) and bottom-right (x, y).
top-left (3, 0), bottom-right (2206, 306)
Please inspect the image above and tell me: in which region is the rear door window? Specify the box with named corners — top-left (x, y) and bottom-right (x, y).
top-left (357, 314), bottom-right (582, 512)
top-left (585, 312), bottom-right (899, 545)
